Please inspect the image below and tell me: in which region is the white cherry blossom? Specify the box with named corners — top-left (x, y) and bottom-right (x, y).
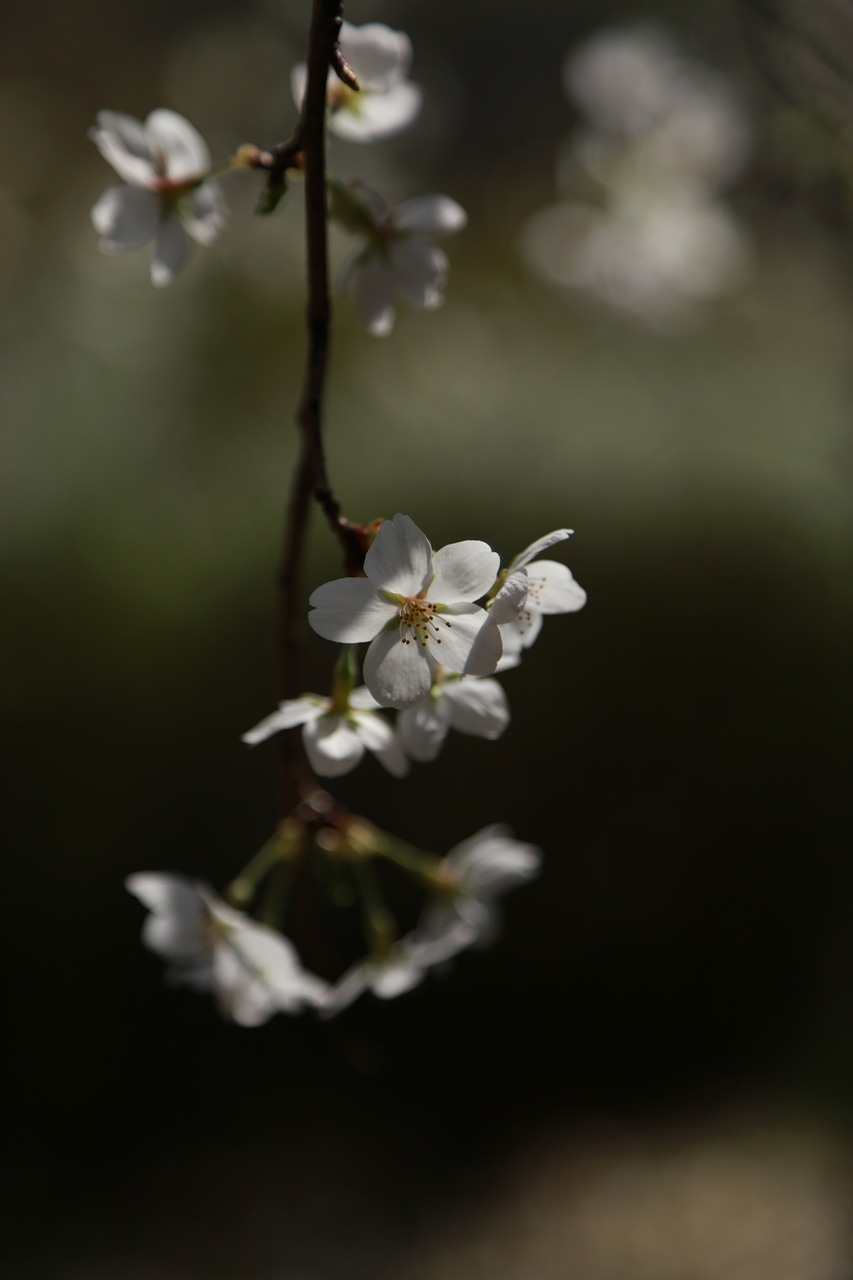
top-left (292, 21), bottom-right (422, 142)
top-left (308, 514), bottom-right (502, 710)
top-left (334, 183), bottom-right (467, 336)
top-left (89, 109), bottom-right (226, 286)
top-left (242, 686), bottom-right (407, 778)
top-left (418, 826), bottom-right (543, 956)
top-left (498, 528), bottom-right (587, 657)
top-left (397, 673), bottom-right (509, 763)
top-left (126, 873), bottom-right (327, 1025)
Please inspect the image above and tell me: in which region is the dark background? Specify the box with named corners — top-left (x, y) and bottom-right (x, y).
top-left (5, 1), bottom-right (853, 1275)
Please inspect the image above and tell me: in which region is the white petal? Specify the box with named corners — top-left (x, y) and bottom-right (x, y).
top-left (303, 716), bottom-right (364, 777)
top-left (91, 184), bottom-right (160, 250)
top-left (445, 678), bottom-right (510, 739)
top-left (89, 111), bottom-right (157, 186)
top-left (350, 256), bottom-right (396, 335)
top-left (145, 109), bottom-right (211, 180)
top-left (183, 183), bottom-right (227, 247)
top-left (509, 529), bottom-right (573, 572)
top-left (446, 828), bottom-right (542, 896)
top-left (387, 239), bottom-right (447, 308)
top-left (349, 685), bottom-right (383, 711)
top-left (427, 601), bottom-right (494, 675)
top-left (429, 540), bottom-right (499, 602)
top-left (349, 703), bottom-right (409, 776)
top-left (339, 22), bottom-right (413, 88)
top-left (370, 958), bottom-right (425, 998)
top-left (126, 872), bottom-right (209, 961)
top-left (397, 696), bottom-right (451, 762)
top-left (320, 961), bottom-right (373, 1016)
top-left (363, 628), bottom-right (433, 710)
top-left (241, 697), bottom-right (325, 745)
top-left (500, 608), bottom-right (543, 652)
top-left (218, 922), bottom-right (327, 1020)
top-left (331, 82), bottom-right (423, 141)
top-left (371, 733), bottom-right (410, 778)
top-left (151, 213), bottom-right (190, 287)
top-left (308, 576), bottom-right (396, 643)
top-left (464, 611), bottom-right (505, 675)
top-left (527, 561), bottom-right (587, 613)
top-left (487, 570), bottom-right (529, 624)
top-left (364, 513), bottom-right (432, 594)
top-left (393, 196), bottom-right (468, 236)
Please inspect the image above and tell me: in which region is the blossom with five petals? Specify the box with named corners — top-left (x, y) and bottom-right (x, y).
top-left (89, 109), bottom-right (226, 286)
top-left (334, 183), bottom-right (467, 336)
top-left (126, 873), bottom-right (328, 1025)
top-left (292, 21), bottom-right (422, 143)
top-left (308, 514), bottom-right (502, 710)
top-left (242, 686), bottom-right (408, 778)
top-left (397, 673), bottom-right (510, 763)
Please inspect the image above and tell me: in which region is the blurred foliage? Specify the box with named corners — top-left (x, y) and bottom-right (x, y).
top-left (4, 1), bottom-right (853, 1276)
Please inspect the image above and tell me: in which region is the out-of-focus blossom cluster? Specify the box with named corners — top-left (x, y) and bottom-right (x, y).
top-left (522, 24), bottom-right (752, 327)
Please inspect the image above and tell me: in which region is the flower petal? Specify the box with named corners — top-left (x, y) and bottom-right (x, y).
top-left (151, 213), bottom-right (190, 287)
top-left (242, 697), bottom-right (325, 745)
top-left (430, 540), bottom-right (500, 602)
top-left (308, 576), bottom-right (396, 643)
top-left (302, 716), bottom-right (364, 777)
top-left (487, 569), bottom-right (529, 624)
top-left (350, 256), bottom-right (396, 335)
top-left (145, 109), bottom-right (211, 180)
top-left (527, 561), bottom-right (587, 613)
top-left (364, 513), bottom-right (432, 594)
top-left (183, 183), bottom-right (227, 247)
top-left (509, 529), bottom-right (573, 572)
top-left (430, 604), bottom-right (498, 675)
top-left (393, 196), bottom-right (468, 236)
top-left (500, 607), bottom-right (543, 653)
top-left (91, 184), bottom-right (160, 251)
top-left (89, 111), bottom-right (157, 186)
top-left (445, 678), bottom-right (510, 739)
top-left (397, 695), bottom-right (451, 762)
top-left (388, 239), bottom-right (448, 309)
top-left (363, 628), bottom-right (433, 709)
top-left (331, 82), bottom-right (423, 141)
top-left (446, 828), bottom-right (543, 896)
top-left (126, 872), bottom-right (208, 961)
top-left (339, 21), bottom-right (413, 88)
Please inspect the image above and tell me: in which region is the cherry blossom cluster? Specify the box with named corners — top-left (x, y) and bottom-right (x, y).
top-left (521, 23), bottom-right (751, 327)
top-left (88, 21), bottom-right (465, 333)
top-left (96, 13), bottom-right (588, 1025)
top-left (244, 515), bottom-right (585, 776)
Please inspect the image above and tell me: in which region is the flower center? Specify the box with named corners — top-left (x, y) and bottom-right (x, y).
top-left (396, 597), bottom-right (453, 649)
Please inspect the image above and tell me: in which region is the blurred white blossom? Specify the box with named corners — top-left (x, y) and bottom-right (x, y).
top-left (89, 109), bottom-right (226, 286)
top-left (126, 873), bottom-right (327, 1025)
top-left (242, 686), bottom-right (408, 778)
top-left (333, 182), bottom-right (467, 335)
top-left (524, 24), bottom-right (751, 326)
top-left (292, 21), bottom-right (422, 142)
top-left (418, 826), bottom-right (543, 956)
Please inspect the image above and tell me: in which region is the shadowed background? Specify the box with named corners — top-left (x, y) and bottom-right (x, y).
top-left (4, 0), bottom-right (853, 1276)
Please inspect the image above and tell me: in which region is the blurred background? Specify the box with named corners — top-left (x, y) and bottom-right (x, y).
top-left (5, 0), bottom-right (853, 1275)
